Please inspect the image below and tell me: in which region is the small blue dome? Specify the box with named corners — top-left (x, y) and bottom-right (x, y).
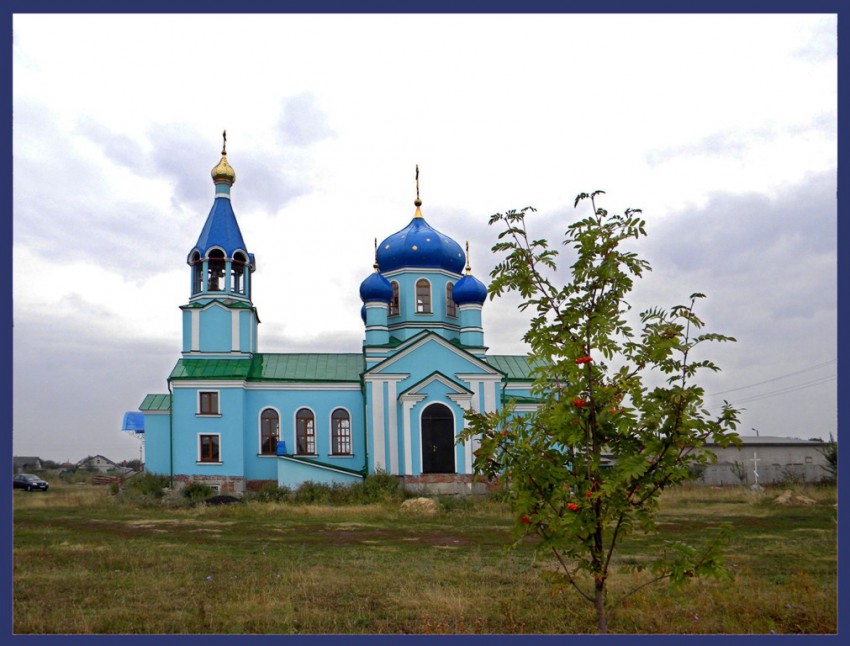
top-left (360, 304), bottom-right (367, 324)
top-left (377, 216), bottom-right (465, 273)
top-left (452, 273), bottom-right (488, 305)
top-left (359, 271), bottom-right (393, 303)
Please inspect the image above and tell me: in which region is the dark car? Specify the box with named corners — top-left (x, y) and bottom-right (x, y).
top-left (13, 473), bottom-right (49, 491)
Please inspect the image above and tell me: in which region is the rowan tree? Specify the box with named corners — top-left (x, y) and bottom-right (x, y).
top-left (461, 192), bottom-right (741, 633)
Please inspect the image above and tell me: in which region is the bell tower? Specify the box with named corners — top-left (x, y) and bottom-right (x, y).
top-left (181, 132), bottom-right (259, 357)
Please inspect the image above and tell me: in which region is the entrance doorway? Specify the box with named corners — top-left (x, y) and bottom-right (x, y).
top-left (421, 403), bottom-right (455, 474)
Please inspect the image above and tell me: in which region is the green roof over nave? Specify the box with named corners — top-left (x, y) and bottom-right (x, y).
top-left (484, 355), bottom-right (545, 381)
top-left (168, 353), bottom-right (365, 383)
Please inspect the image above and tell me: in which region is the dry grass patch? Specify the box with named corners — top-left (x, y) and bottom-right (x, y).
top-left (13, 483), bottom-right (836, 634)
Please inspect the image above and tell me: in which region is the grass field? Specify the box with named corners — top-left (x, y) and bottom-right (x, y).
top-left (12, 481), bottom-right (837, 634)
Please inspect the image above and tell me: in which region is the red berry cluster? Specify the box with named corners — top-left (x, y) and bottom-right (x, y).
top-left (573, 397), bottom-right (588, 408)
top-left (575, 356), bottom-right (593, 365)
top-left (567, 502), bottom-right (580, 512)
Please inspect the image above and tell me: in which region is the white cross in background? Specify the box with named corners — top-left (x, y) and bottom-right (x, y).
top-left (750, 451), bottom-right (761, 486)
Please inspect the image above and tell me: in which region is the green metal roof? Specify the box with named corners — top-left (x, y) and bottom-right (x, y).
top-left (168, 354), bottom-right (365, 383)
top-left (249, 353), bottom-right (364, 382)
top-left (501, 394), bottom-right (543, 405)
top-left (485, 355), bottom-right (545, 381)
top-left (140, 394), bottom-right (172, 411)
top-left (170, 359), bottom-right (252, 380)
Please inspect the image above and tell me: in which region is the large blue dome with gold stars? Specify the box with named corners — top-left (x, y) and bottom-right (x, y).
top-left (377, 214), bottom-right (465, 273)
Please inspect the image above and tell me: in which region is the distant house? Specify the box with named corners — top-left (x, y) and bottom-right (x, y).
top-left (76, 455), bottom-right (119, 474)
top-left (700, 436), bottom-right (832, 486)
top-left (13, 456), bottom-right (43, 473)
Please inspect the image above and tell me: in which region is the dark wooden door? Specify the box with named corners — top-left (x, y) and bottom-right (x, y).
top-left (422, 403), bottom-right (455, 474)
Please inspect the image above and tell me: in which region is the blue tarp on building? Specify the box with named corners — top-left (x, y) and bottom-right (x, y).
top-left (122, 412), bottom-right (144, 434)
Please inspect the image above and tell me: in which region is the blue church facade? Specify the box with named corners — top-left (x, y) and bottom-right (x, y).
top-left (132, 139), bottom-right (538, 494)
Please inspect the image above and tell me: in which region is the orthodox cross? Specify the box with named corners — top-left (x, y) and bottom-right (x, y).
top-left (415, 164), bottom-right (421, 206)
top-left (750, 451), bottom-right (761, 486)
top-left (222, 130), bottom-right (227, 155)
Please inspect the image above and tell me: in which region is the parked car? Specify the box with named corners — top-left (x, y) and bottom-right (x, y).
top-left (13, 473), bottom-right (49, 491)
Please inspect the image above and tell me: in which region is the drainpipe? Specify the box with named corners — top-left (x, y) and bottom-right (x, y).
top-left (167, 378), bottom-right (174, 489)
top-left (360, 375), bottom-right (369, 479)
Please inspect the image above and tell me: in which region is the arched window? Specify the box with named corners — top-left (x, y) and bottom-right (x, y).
top-left (446, 282), bottom-right (457, 317)
top-left (190, 251), bottom-right (203, 294)
top-left (389, 281), bottom-right (400, 316)
top-left (416, 279), bottom-right (431, 314)
top-left (296, 408), bottom-right (315, 455)
top-left (207, 249), bottom-right (225, 292)
top-left (260, 408), bottom-right (279, 455)
top-left (231, 251), bottom-right (247, 295)
top-left (331, 408), bottom-right (351, 455)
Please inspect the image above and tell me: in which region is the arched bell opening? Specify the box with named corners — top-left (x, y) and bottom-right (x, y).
top-left (231, 251), bottom-right (247, 295)
top-left (190, 251), bottom-right (203, 294)
top-left (207, 249), bottom-right (226, 292)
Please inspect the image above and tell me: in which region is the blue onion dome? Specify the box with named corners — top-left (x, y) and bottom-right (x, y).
top-left (359, 270), bottom-right (393, 303)
top-left (452, 242), bottom-right (488, 305)
top-left (453, 273), bottom-right (488, 305)
top-left (376, 168), bottom-right (465, 273)
top-left (377, 216), bottom-right (466, 273)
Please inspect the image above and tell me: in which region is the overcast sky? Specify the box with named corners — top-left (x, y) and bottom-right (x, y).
top-left (12, 13), bottom-right (837, 463)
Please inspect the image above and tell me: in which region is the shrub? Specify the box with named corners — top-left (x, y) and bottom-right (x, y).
top-left (289, 472), bottom-right (406, 506)
top-left (248, 482), bottom-right (292, 503)
top-left (125, 473), bottom-right (170, 499)
top-left (355, 470), bottom-right (405, 503)
top-left (181, 482), bottom-right (214, 502)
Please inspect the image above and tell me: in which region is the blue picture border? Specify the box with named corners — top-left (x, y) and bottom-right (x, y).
top-left (2, 1), bottom-right (845, 644)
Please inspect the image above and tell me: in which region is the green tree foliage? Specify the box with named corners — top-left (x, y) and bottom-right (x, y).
top-left (460, 192), bottom-right (741, 633)
top-left (818, 433), bottom-right (837, 480)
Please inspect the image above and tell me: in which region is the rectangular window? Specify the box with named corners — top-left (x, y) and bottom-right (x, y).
top-left (199, 391), bottom-right (219, 415)
top-left (199, 434), bottom-right (220, 463)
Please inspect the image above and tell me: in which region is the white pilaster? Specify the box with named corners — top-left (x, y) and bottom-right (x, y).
top-left (387, 379), bottom-right (399, 473)
top-left (191, 310), bottom-right (200, 351)
top-left (371, 380), bottom-right (385, 470)
top-left (231, 310), bottom-right (240, 351)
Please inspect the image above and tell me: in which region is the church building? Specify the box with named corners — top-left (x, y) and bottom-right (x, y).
top-left (130, 137), bottom-right (538, 495)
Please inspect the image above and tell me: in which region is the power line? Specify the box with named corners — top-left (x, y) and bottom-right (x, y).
top-left (730, 375), bottom-right (836, 405)
top-left (707, 359), bottom-right (836, 397)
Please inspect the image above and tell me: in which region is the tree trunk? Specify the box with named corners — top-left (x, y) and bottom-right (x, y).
top-left (595, 577), bottom-right (607, 633)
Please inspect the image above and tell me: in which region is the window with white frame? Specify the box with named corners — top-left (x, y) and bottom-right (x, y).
top-left (416, 278), bottom-right (431, 313)
top-left (446, 282), bottom-right (457, 317)
top-left (389, 281), bottom-right (400, 316)
top-left (296, 408), bottom-right (316, 455)
top-left (199, 434), bottom-right (221, 463)
top-left (331, 408), bottom-right (352, 455)
top-left (260, 408), bottom-right (279, 455)
top-left (199, 391), bottom-right (219, 415)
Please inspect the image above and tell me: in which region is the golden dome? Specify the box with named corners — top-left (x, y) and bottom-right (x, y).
top-left (211, 130), bottom-right (236, 185)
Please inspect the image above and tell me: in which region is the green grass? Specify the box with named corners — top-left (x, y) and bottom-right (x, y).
top-left (13, 482), bottom-right (837, 634)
